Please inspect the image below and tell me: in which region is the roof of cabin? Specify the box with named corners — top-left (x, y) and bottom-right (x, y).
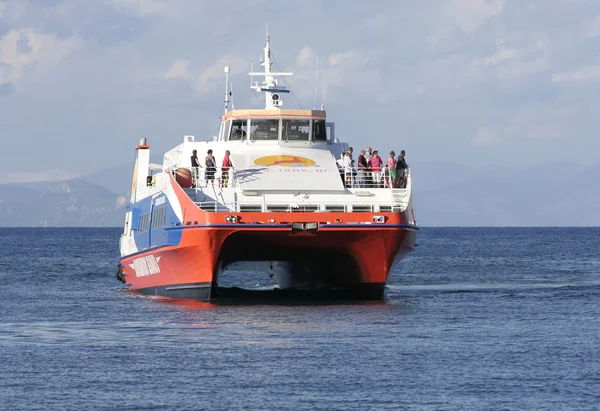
top-left (222, 109), bottom-right (326, 122)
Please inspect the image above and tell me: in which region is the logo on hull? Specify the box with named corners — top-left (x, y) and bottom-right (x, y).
top-left (254, 155), bottom-right (316, 167)
top-left (130, 255), bottom-right (161, 277)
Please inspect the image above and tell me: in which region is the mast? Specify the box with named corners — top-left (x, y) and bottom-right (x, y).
top-left (224, 66), bottom-right (230, 114)
top-left (249, 28), bottom-right (293, 109)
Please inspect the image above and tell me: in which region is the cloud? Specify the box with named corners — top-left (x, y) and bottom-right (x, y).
top-left (582, 13), bottom-right (600, 38)
top-left (295, 46), bottom-right (316, 69)
top-left (468, 34), bottom-right (552, 88)
top-left (444, 0), bottom-right (504, 32)
top-left (111, 0), bottom-right (173, 17)
top-left (0, 28), bottom-right (85, 86)
top-left (194, 55), bottom-right (246, 95)
top-left (479, 43), bottom-right (517, 65)
top-left (0, 3), bottom-right (6, 18)
top-left (164, 59), bottom-right (189, 80)
top-left (288, 47), bottom-right (384, 104)
top-left (472, 125), bottom-right (502, 148)
top-left (552, 64), bottom-right (600, 84)
top-left (0, 168), bottom-right (81, 184)
top-left (0, 81), bottom-right (15, 97)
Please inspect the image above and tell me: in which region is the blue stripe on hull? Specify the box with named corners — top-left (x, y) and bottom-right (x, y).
top-left (128, 193), bottom-right (183, 251)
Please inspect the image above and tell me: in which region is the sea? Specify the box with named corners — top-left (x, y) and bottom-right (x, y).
top-left (0, 227), bottom-right (599, 410)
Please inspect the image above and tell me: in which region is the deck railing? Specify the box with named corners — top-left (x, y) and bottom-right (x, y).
top-left (182, 166), bottom-right (409, 190)
top-left (189, 166), bottom-right (237, 188)
top-left (178, 167), bottom-right (410, 194)
top-left (338, 167), bottom-right (409, 189)
top-left (193, 201), bottom-right (401, 213)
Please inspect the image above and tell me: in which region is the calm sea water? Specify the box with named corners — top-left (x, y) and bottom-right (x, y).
top-left (1, 227), bottom-right (599, 410)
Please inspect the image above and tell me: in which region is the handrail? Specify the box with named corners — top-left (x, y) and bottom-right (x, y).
top-left (178, 165), bottom-right (409, 190)
top-left (188, 166), bottom-right (237, 188)
top-left (337, 167), bottom-right (409, 189)
top-left (193, 197), bottom-right (409, 213)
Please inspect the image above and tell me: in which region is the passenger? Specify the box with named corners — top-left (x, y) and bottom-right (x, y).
top-left (341, 152), bottom-right (353, 188)
top-left (347, 147), bottom-right (356, 187)
top-left (364, 146), bottom-right (372, 163)
top-left (387, 151), bottom-right (396, 188)
top-left (190, 149), bottom-right (201, 187)
top-left (205, 149), bottom-right (216, 184)
top-left (357, 150), bottom-right (369, 188)
top-left (369, 150), bottom-right (383, 188)
top-left (395, 149), bottom-right (408, 188)
top-left (222, 150), bottom-right (232, 188)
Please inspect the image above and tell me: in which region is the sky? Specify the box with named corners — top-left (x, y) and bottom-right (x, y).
top-left (1, 0), bottom-right (599, 182)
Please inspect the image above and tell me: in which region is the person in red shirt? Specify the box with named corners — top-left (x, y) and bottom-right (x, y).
top-left (221, 150), bottom-right (233, 187)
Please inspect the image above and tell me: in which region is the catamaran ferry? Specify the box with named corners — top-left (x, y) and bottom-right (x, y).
top-left (116, 33), bottom-right (418, 300)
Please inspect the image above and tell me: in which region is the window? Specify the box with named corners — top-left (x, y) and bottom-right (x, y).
top-left (152, 206), bottom-right (167, 229)
top-left (282, 119), bottom-right (310, 141)
top-left (249, 119), bottom-right (279, 140)
top-left (312, 119), bottom-right (327, 141)
top-left (138, 212), bottom-right (151, 233)
top-left (229, 119), bottom-right (247, 141)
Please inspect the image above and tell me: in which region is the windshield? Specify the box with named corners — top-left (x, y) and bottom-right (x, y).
top-left (250, 119), bottom-right (279, 140)
top-left (229, 120), bottom-right (247, 141)
top-left (282, 119), bottom-right (310, 141)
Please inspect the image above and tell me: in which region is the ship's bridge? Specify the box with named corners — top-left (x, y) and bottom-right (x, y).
top-left (217, 109), bottom-right (334, 146)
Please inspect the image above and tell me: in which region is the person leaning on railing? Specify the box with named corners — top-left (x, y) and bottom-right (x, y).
top-left (395, 150), bottom-right (408, 188)
top-left (369, 151), bottom-right (383, 188)
top-left (387, 151), bottom-right (396, 188)
top-left (357, 150), bottom-right (369, 188)
top-left (341, 152), bottom-right (353, 188)
top-left (190, 149), bottom-right (201, 187)
top-left (222, 150), bottom-right (233, 188)
top-left (205, 149), bottom-right (216, 185)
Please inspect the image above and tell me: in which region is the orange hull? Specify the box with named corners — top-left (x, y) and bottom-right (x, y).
top-left (120, 217), bottom-right (416, 300)
top-left (119, 173), bottom-right (417, 300)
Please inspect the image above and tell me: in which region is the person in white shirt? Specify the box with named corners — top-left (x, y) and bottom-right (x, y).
top-left (364, 146), bottom-right (372, 163)
top-left (341, 152), bottom-right (353, 188)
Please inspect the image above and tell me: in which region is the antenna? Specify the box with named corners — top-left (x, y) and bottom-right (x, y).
top-left (321, 76), bottom-right (327, 110)
top-left (230, 80), bottom-right (235, 110)
top-left (224, 66), bottom-right (230, 114)
top-left (249, 29), bottom-right (293, 109)
top-left (313, 56), bottom-right (319, 110)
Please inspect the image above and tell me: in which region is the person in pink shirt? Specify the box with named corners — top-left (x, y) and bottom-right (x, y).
top-left (369, 150), bottom-right (383, 188)
top-left (221, 150), bottom-right (233, 187)
top-left (387, 151), bottom-right (396, 188)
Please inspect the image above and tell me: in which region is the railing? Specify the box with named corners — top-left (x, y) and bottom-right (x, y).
top-left (338, 167), bottom-right (409, 189)
top-left (190, 166), bottom-right (237, 188)
top-left (193, 201), bottom-right (400, 213)
top-left (181, 166), bottom-right (409, 190)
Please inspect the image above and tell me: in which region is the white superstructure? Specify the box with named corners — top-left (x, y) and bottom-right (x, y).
top-left (123, 30), bottom-right (415, 248)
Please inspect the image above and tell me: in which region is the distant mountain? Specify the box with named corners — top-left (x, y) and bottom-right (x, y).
top-left (79, 154), bottom-right (163, 196)
top-left (80, 163), bottom-right (134, 197)
top-left (0, 179), bottom-right (126, 227)
top-left (413, 162), bottom-right (600, 226)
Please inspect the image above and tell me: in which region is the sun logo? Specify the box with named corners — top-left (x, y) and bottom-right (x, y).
top-left (254, 155), bottom-right (317, 167)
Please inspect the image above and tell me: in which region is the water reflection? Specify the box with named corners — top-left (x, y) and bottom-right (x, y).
top-left (141, 286), bottom-right (391, 310)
